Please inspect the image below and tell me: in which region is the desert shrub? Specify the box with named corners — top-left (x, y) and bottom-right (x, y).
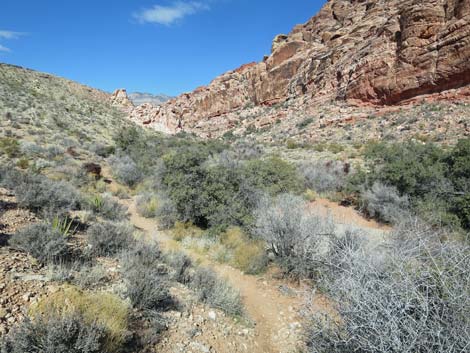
top-left (361, 182), bottom-right (409, 223)
top-left (221, 227), bottom-right (268, 274)
top-left (161, 149), bottom-right (256, 229)
top-left (108, 154), bottom-right (142, 187)
top-left (190, 267), bottom-right (243, 316)
top-left (171, 221), bottom-right (204, 241)
top-left (165, 251), bottom-right (193, 284)
top-left (1, 314), bottom-right (108, 353)
top-left (299, 160), bottom-right (349, 193)
top-left (124, 269), bottom-right (173, 311)
top-left (357, 139), bottom-right (470, 230)
top-left (9, 171), bottom-right (81, 216)
top-left (155, 193), bottom-right (178, 229)
top-left (28, 286), bottom-right (129, 352)
top-left (364, 141), bottom-right (448, 197)
top-left (242, 156), bottom-right (302, 195)
top-left (297, 117), bottom-right (314, 129)
top-left (10, 223), bottom-right (70, 264)
top-left (136, 193), bottom-right (159, 218)
top-left (0, 137), bottom-right (20, 158)
top-left (306, 220), bottom-right (470, 353)
top-left (114, 126), bottom-right (140, 151)
top-left (86, 194), bottom-right (128, 220)
top-left (120, 241), bottom-right (162, 272)
top-left (254, 194), bottom-right (334, 278)
top-left (87, 221), bottom-right (134, 257)
top-left (119, 241), bottom-right (173, 311)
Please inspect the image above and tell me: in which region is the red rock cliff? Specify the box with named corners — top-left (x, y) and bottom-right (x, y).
top-left (125, 0), bottom-right (470, 135)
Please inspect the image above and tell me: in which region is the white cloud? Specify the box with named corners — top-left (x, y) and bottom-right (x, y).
top-left (0, 30), bottom-right (24, 39)
top-left (0, 44), bottom-right (11, 52)
top-left (134, 2), bottom-right (209, 26)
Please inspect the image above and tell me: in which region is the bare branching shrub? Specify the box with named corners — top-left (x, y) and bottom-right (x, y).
top-left (108, 154), bottom-right (142, 187)
top-left (10, 223), bottom-right (70, 264)
top-left (299, 160), bottom-right (349, 193)
top-left (307, 219), bottom-right (470, 353)
top-left (254, 194), bottom-right (334, 278)
top-left (361, 182), bottom-right (410, 223)
top-left (87, 221), bottom-right (134, 257)
top-left (190, 267), bottom-right (243, 316)
top-left (1, 314), bottom-right (108, 353)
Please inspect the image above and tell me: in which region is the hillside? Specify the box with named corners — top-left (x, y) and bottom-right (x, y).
top-left (119, 0), bottom-right (470, 143)
top-left (0, 63), bottom-right (132, 158)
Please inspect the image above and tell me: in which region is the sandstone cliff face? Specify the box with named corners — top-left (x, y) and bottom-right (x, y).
top-left (122, 0), bottom-right (470, 136)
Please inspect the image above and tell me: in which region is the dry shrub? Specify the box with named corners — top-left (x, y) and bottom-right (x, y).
top-left (222, 227), bottom-right (267, 274)
top-left (29, 286), bottom-right (129, 352)
top-left (171, 221), bottom-right (204, 242)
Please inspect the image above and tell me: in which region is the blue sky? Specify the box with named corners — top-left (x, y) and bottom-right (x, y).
top-left (0, 1), bottom-right (325, 96)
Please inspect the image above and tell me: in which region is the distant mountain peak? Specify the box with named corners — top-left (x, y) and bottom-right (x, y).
top-left (128, 92), bottom-right (172, 106)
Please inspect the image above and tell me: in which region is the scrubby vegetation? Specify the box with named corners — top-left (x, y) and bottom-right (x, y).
top-left (86, 221), bottom-right (134, 256)
top-left (352, 139), bottom-right (470, 230)
top-left (10, 223), bottom-right (71, 264)
top-left (306, 220), bottom-right (470, 353)
top-left (190, 267), bottom-right (243, 317)
top-left (1, 314), bottom-right (109, 353)
top-left (1, 63), bottom-right (469, 353)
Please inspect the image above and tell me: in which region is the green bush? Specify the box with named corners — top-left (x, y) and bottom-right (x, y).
top-left (355, 139), bottom-right (470, 230)
top-left (242, 156), bottom-right (302, 196)
top-left (0, 137), bottom-right (20, 158)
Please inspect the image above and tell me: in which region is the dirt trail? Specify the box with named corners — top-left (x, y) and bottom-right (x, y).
top-left (120, 196), bottom-right (390, 352)
top-left (123, 198), bottom-right (307, 353)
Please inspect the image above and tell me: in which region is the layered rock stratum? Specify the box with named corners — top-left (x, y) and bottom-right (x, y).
top-left (117, 0), bottom-right (470, 139)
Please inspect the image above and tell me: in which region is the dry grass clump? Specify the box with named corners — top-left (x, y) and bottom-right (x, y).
top-left (30, 286), bottom-right (129, 352)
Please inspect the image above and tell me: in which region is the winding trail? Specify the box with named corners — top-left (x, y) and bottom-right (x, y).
top-left (122, 198), bottom-right (307, 353)
top-left (117, 194), bottom-right (389, 353)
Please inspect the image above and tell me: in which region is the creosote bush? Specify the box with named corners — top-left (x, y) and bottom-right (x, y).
top-left (10, 223), bottom-right (70, 264)
top-left (356, 139), bottom-right (470, 230)
top-left (86, 221), bottom-right (134, 256)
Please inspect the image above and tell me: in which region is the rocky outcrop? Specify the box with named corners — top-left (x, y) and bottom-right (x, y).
top-left (111, 89), bottom-right (134, 109)
top-left (121, 0), bottom-right (470, 136)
